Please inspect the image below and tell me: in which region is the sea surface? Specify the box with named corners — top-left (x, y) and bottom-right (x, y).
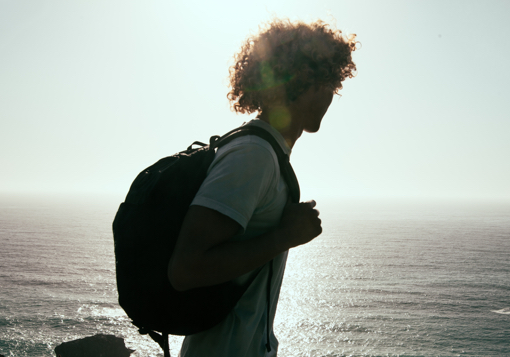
top-left (0, 194), bottom-right (509, 356)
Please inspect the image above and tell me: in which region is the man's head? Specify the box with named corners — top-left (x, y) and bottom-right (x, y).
top-left (228, 19), bottom-right (357, 115)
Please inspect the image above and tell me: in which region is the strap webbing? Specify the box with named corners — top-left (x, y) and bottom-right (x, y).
top-left (214, 125), bottom-right (298, 353)
top-left (265, 259), bottom-right (274, 352)
top-left (139, 328), bottom-right (171, 357)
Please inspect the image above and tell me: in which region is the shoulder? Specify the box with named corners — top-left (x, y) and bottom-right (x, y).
top-left (193, 135), bottom-right (280, 230)
top-left (211, 135), bottom-right (278, 173)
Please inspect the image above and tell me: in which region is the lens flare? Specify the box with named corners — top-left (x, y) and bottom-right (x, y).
top-left (268, 106), bottom-right (291, 130)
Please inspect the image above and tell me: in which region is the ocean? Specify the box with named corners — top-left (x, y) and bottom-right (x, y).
top-left (0, 194), bottom-right (509, 356)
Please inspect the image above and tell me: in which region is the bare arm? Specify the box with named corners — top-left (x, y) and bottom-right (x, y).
top-left (168, 200), bottom-right (322, 291)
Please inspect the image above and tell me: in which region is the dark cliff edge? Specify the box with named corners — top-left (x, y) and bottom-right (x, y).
top-left (54, 334), bottom-right (134, 357)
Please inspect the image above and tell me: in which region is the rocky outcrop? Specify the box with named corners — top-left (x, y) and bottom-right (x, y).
top-left (54, 334), bottom-right (134, 357)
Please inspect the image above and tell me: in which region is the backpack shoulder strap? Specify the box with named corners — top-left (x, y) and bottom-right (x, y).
top-left (211, 125), bottom-right (300, 203)
top-left (210, 125), bottom-right (298, 353)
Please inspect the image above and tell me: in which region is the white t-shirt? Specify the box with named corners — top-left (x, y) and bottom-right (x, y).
top-left (179, 119), bottom-right (291, 357)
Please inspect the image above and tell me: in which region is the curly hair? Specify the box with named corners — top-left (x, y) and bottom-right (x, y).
top-left (228, 19), bottom-right (357, 114)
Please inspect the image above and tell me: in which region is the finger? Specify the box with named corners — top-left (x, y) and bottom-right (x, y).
top-left (307, 200), bottom-right (316, 209)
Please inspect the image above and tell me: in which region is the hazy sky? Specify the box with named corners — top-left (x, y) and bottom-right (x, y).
top-left (1, 0), bottom-right (509, 202)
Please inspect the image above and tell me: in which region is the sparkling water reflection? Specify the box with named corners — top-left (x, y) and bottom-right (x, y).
top-left (1, 195), bottom-right (509, 356)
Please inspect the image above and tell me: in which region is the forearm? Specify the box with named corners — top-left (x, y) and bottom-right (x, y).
top-left (168, 201), bottom-right (321, 291)
top-left (169, 227), bottom-right (290, 291)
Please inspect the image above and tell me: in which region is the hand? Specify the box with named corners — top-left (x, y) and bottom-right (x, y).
top-left (278, 199), bottom-right (322, 249)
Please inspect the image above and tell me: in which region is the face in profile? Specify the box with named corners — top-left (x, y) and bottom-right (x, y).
top-left (295, 87), bottom-right (335, 133)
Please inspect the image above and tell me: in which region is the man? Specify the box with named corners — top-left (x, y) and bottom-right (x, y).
top-left (168, 18), bottom-right (357, 357)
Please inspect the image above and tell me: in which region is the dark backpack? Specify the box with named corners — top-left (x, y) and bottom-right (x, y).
top-left (112, 125), bottom-right (299, 356)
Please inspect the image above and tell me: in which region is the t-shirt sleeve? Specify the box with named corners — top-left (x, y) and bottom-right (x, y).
top-left (191, 140), bottom-right (277, 230)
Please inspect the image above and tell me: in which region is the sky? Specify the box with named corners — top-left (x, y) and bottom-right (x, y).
top-left (1, 0), bottom-right (509, 202)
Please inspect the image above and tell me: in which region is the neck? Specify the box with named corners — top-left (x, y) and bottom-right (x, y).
top-left (256, 107), bottom-right (303, 148)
